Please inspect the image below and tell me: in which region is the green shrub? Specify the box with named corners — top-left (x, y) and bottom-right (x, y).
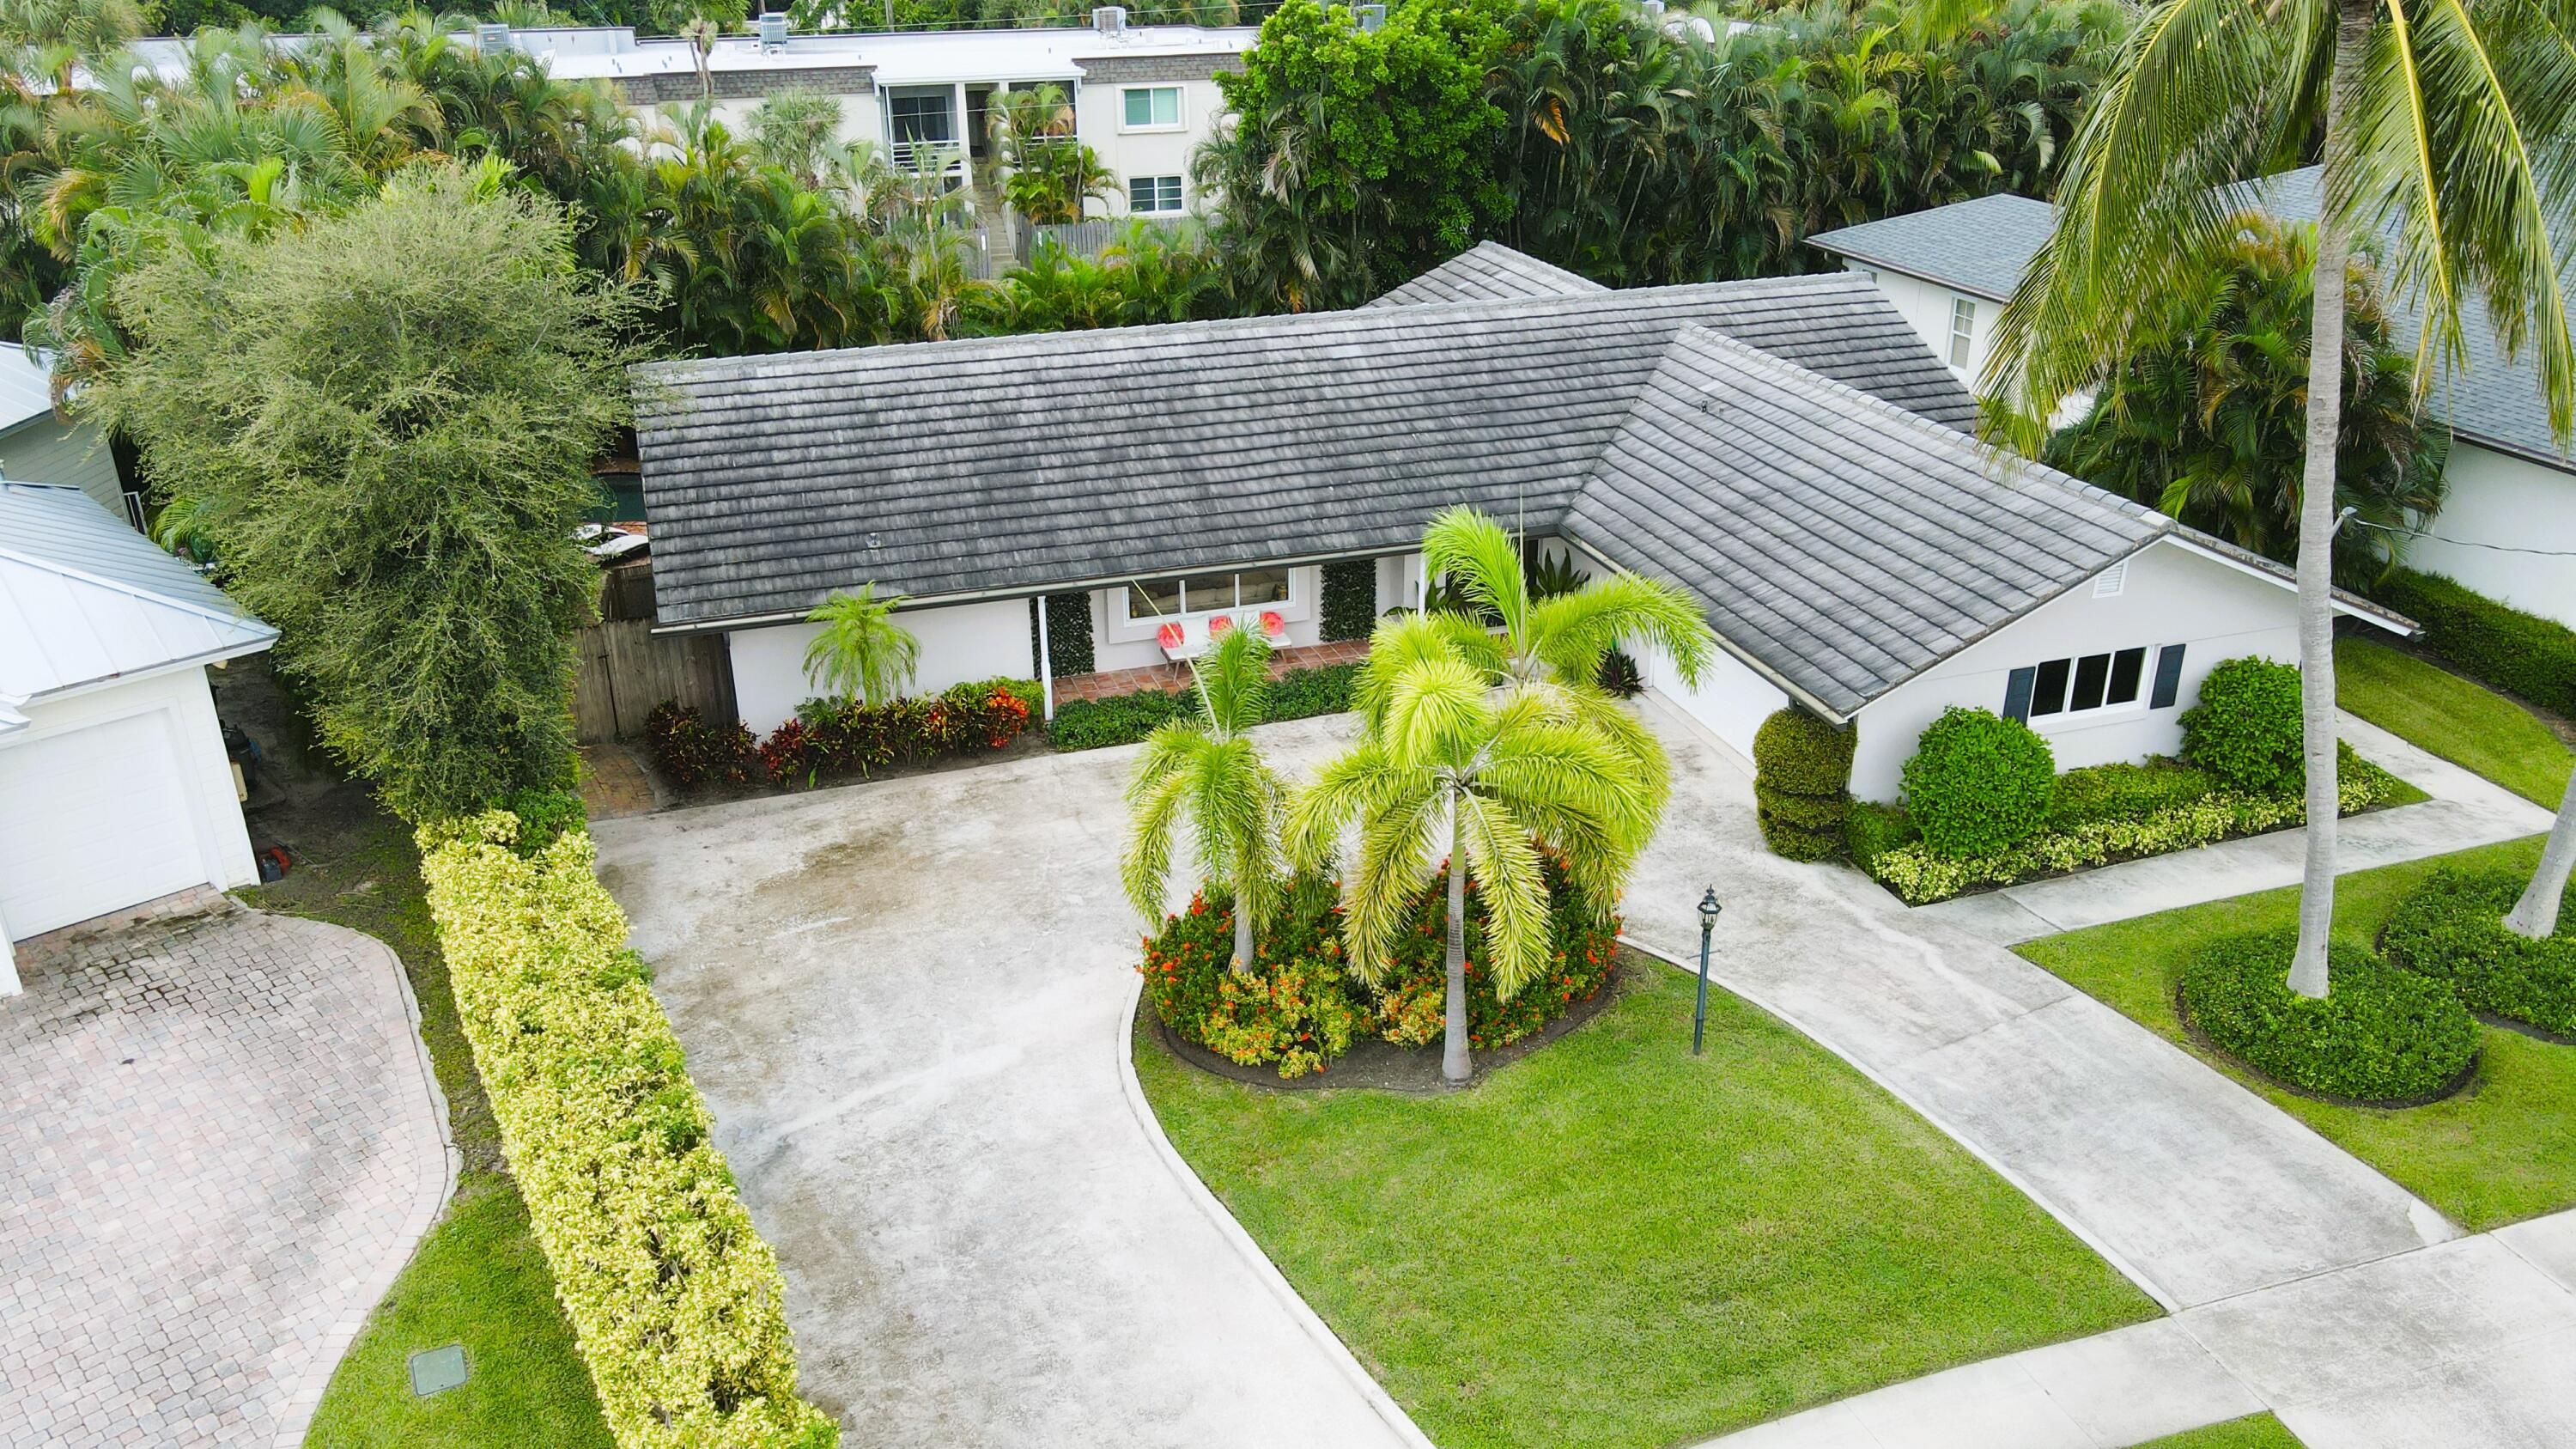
top-left (1267, 661), bottom-right (1360, 720)
top-left (2381, 867), bottom-right (2576, 1038)
top-left (2375, 569), bottom-right (2576, 720)
top-left (762, 683), bottom-right (1036, 784)
top-left (1865, 747), bottom-right (2404, 904)
top-left (1751, 709), bottom-right (1855, 861)
top-left (643, 701), bottom-right (759, 789)
top-left (1900, 707), bottom-right (2056, 858)
top-left (1321, 558), bottom-right (1380, 642)
top-left (1039, 593), bottom-right (1095, 677)
top-left (1843, 801), bottom-right (1919, 871)
top-left (2048, 758), bottom-right (2225, 829)
top-left (2178, 929), bottom-right (2479, 1102)
top-left (1053, 663), bottom-right (1358, 752)
top-left (2181, 656), bottom-right (2306, 793)
top-left (419, 813), bottom-right (836, 1449)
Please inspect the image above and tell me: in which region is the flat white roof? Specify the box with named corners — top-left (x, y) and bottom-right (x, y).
top-left (0, 344), bottom-right (58, 434)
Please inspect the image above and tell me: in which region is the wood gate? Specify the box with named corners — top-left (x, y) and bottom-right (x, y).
top-left (572, 559), bottom-right (738, 745)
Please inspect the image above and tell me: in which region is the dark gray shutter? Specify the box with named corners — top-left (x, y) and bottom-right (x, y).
top-left (2150, 644), bottom-right (2186, 708)
top-left (2003, 666), bottom-right (2037, 722)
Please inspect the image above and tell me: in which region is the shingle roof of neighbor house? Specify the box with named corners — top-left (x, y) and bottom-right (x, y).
top-left (1363, 241), bottom-right (1607, 308)
top-left (0, 483), bottom-right (275, 734)
top-left (1807, 170), bottom-right (2576, 472)
top-left (635, 249), bottom-right (2392, 716)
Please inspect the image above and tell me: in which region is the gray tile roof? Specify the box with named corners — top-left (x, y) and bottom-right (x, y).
top-left (1561, 328), bottom-right (2169, 715)
top-left (634, 271), bottom-right (1979, 635)
top-left (1362, 241), bottom-right (1606, 308)
top-left (1807, 169), bottom-right (2576, 471)
top-left (1807, 192), bottom-right (2057, 305)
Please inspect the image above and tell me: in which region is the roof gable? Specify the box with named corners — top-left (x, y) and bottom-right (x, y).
top-left (1363, 241), bottom-right (1607, 309)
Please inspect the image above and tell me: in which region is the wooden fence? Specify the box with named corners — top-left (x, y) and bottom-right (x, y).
top-left (572, 559), bottom-right (738, 745)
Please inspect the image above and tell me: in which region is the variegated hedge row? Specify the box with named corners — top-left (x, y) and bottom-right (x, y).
top-left (419, 810), bottom-right (837, 1449)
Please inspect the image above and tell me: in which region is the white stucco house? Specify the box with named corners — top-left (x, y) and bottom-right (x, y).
top-left (628, 242), bottom-right (2409, 801)
top-left (131, 14), bottom-right (1253, 225)
top-left (1810, 170), bottom-right (2576, 630)
top-left (0, 343), bottom-right (129, 526)
top-left (0, 483), bottom-right (276, 994)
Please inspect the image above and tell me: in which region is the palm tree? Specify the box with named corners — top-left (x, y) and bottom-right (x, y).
top-left (801, 584), bottom-right (919, 707)
top-left (1123, 626), bottom-right (1288, 975)
top-left (2506, 791), bottom-right (2575, 941)
top-left (1983, 0), bottom-right (2576, 996)
top-left (1290, 651), bottom-right (1640, 1083)
top-left (1371, 505), bottom-right (1718, 846)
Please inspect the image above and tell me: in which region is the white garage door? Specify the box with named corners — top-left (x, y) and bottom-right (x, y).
top-left (0, 709), bottom-right (206, 940)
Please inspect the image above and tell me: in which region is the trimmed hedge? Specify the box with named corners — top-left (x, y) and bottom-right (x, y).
top-left (1901, 706), bottom-right (2055, 858)
top-left (1751, 708), bottom-right (1855, 861)
top-left (1038, 592), bottom-right (1095, 678)
top-left (2181, 656), bottom-right (2306, 793)
top-left (419, 813), bottom-right (836, 1449)
top-left (2178, 929), bottom-right (2479, 1103)
top-left (1051, 662), bottom-right (1360, 752)
top-left (644, 702), bottom-right (759, 790)
top-left (2381, 866), bottom-right (2576, 1038)
top-left (1867, 744), bottom-right (2404, 904)
top-left (2047, 758), bottom-right (2226, 828)
top-left (1321, 558), bottom-right (1380, 642)
top-left (2376, 568), bottom-right (2576, 720)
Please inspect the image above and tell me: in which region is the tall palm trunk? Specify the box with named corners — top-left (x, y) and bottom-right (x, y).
top-left (1443, 801), bottom-right (1472, 1084)
top-left (1233, 867), bottom-right (1257, 975)
top-left (2506, 785), bottom-right (2576, 938)
top-left (2287, 0), bottom-right (2373, 999)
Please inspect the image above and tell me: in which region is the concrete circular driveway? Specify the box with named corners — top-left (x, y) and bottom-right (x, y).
top-left (0, 898), bottom-right (453, 1447)
top-left (592, 715), bottom-right (1421, 1449)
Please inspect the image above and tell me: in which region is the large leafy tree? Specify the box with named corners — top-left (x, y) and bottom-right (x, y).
top-left (1289, 652), bottom-right (1637, 1081)
top-left (83, 163), bottom-right (644, 819)
top-left (1124, 627), bottom-right (1291, 975)
top-left (1984, 0), bottom-right (2576, 995)
top-left (2042, 213), bottom-right (2450, 589)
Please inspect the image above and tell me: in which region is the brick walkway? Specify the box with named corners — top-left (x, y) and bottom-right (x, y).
top-left (0, 897), bottom-right (453, 1448)
top-left (1054, 637), bottom-right (1370, 703)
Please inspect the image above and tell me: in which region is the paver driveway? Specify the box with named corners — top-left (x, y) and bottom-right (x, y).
top-left (0, 898), bottom-right (452, 1448)
top-left (592, 716), bottom-right (1419, 1449)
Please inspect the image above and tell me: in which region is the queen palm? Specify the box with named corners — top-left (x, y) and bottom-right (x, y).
top-left (1291, 651), bottom-right (1640, 1083)
top-left (1984, 0), bottom-right (2576, 995)
top-left (1366, 505), bottom-right (1717, 847)
top-left (1122, 627), bottom-right (1288, 976)
top-left (801, 584), bottom-right (919, 707)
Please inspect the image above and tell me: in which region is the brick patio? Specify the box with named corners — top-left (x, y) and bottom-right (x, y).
top-left (0, 896), bottom-right (453, 1448)
top-left (1051, 636), bottom-right (1370, 704)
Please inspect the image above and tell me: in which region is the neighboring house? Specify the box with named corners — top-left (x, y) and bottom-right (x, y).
top-left (0, 484), bottom-right (275, 994)
top-left (1810, 169), bottom-right (2576, 630)
top-left (131, 14), bottom-right (1253, 222)
top-left (630, 245), bottom-right (2407, 802)
top-left (0, 343), bottom-right (129, 527)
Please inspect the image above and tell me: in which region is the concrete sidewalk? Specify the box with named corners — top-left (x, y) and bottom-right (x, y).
top-left (1620, 697), bottom-right (2453, 1312)
top-left (1700, 1211), bottom-right (2576, 1449)
top-left (1917, 712), bottom-right (2555, 947)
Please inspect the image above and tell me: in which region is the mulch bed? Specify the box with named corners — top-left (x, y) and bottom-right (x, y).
top-left (1141, 953), bottom-right (1643, 1094)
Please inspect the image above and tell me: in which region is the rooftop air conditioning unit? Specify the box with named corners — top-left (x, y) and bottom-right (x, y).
top-left (1355, 3), bottom-right (1387, 29)
top-left (475, 21), bottom-right (509, 52)
top-left (1639, 0), bottom-right (1665, 15)
top-left (756, 11), bottom-right (788, 47)
top-left (1092, 5), bottom-right (1127, 34)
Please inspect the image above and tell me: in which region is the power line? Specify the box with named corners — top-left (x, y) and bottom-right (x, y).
top-left (2342, 516), bottom-right (2576, 558)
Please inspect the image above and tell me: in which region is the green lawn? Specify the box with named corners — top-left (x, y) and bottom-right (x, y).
top-left (243, 801), bottom-right (610, 1448)
top-left (1135, 962), bottom-right (2156, 1449)
top-left (2336, 636), bottom-right (2573, 807)
top-left (2139, 1413), bottom-right (2306, 1447)
top-left (2018, 837), bottom-right (2576, 1231)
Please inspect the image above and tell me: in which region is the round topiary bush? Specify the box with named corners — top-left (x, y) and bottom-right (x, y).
top-left (1752, 708), bottom-right (1856, 861)
top-left (2381, 867), bottom-right (2576, 1039)
top-left (2180, 656), bottom-right (2306, 794)
top-left (2178, 929), bottom-right (2480, 1103)
top-left (1899, 706), bottom-right (2055, 858)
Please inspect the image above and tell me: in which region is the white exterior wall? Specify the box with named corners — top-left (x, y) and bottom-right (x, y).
top-left (2408, 441), bottom-right (2576, 630)
top-left (726, 596), bottom-right (1036, 735)
top-left (1086, 564), bottom-right (1324, 671)
top-left (0, 666), bottom-right (258, 991)
top-left (1846, 539), bottom-right (2300, 801)
top-left (0, 416), bottom-right (124, 521)
top-left (1077, 76), bottom-right (1225, 218)
top-left (1638, 641), bottom-right (1789, 766)
top-left (1844, 262), bottom-right (1998, 389)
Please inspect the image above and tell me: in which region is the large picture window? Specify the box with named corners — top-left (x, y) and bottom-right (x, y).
top-left (1121, 569), bottom-right (1297, 622)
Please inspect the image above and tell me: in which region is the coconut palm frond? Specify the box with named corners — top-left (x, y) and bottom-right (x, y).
top-left (1193, 624), bottom-right (1272, 737)
top-left (800, 582), bottom-right (919, 707)
top-left (1121, 740), bottom-right (1191, 920)
top-left (1353, 608), bottom-right (1497, 735)
top-left (1421, 503), bottom-right (1534, 642)
top-left (1528, 569), bottom-right (1717, 687)
top-left (1453, 790), bottom-right (1551, 996)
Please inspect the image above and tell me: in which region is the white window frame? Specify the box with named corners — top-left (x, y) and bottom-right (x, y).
top-left (2022, 645), bottom-right (2153, 723)
top-left (1128, 174), bottom-right (1184, 214)
top-left (1120, 84), bottom-right (1185, 132)
top-left (1947, 296), bottom-right (1977, 368)
top-left (1114, 569), bottom-right (1301, 627)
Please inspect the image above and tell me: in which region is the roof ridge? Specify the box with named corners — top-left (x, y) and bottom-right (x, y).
top-left (0, 541), bottom-right (270, 634)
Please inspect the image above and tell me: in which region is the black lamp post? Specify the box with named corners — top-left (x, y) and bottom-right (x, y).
top-left (1694, 886), bottom-right (1722, 1055)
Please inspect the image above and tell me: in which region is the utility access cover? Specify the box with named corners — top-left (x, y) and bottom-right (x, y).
top-left (409, 1344), bottom-right (469, 1397)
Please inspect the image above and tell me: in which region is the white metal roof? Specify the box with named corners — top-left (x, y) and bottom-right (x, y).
top-left (0, 344), bottom-right (59, 434)
top-left (0, 483), bottom-right (276, 734)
